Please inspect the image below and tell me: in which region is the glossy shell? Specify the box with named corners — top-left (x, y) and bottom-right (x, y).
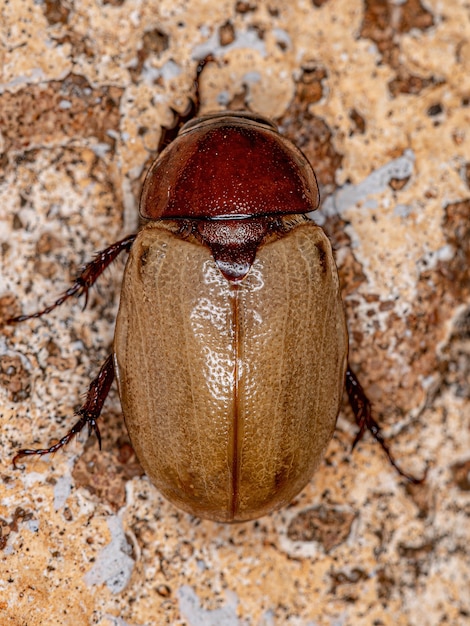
top-left (114, 219), bottom-right (348, 522)
top-left (140, 112), bottom-right (319, 220)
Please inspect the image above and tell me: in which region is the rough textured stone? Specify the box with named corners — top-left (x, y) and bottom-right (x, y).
top-left (1, 1), bottom-right (469, 624)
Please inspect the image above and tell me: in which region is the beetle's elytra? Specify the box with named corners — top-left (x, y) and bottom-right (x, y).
top-left (8, 70), bottom-right (421, 523)
top-left (115, 111), bottom-right (348, 522)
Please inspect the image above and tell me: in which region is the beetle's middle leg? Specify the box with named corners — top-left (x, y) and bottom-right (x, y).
top-left (345, 366), bottom-right (425, 484)
top-left (13, 354), bottom-right (115, 468)
top-left (6, 234), bottom-right (136, 324)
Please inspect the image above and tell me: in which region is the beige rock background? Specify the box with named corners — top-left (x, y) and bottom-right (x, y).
top-left (1, 0), bottom-right (469, 624)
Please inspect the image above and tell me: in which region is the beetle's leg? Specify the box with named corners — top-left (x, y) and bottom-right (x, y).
top-left (157, 56), bottom-right (212, 150)
top-left (345, 367), bottom-right (425, 484)
top-left (13, 354), bottom-right (115, 468)
top-left (6, 234), bottom-right (136, 324)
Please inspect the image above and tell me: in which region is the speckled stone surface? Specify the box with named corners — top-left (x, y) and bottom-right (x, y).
top-left (1, 1), bottom-right (469, 625)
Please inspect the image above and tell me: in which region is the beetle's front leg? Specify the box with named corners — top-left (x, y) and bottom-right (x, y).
top-left (345, 366), bottom-right (425, 484)
top-left (6, 234), bottom-right (136, 324)
top-left (13, 354), bottom-right (115, 468)
top-left (157, 56), bottom-right (211, 150)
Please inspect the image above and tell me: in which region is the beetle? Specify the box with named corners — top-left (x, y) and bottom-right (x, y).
top-left (7, 64), bottom-right (421, 522)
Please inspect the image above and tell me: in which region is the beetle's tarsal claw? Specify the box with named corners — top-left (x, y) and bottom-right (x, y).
top-left (351, 425), bottom-right (366, 451)
top-left (94, 422), bottom-right (102, 450)
top-left (83, 414), bottom-right (101, 449)
top-left (81, 286), bottom-right (89, 311)
top-left (12, 453), bottom-right (26, 469)
top-left (13, 355), bottom-right (115, 468)
top-left (345, 365), bottom-right (425, 484)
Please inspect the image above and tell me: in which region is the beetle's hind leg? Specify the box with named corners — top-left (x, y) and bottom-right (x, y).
top-left (6, 234), bottom-right (136, 324)
top-left (13, 354), bottom-right (115, 468)
top-left (345, 366), bottom-right (425, 484)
